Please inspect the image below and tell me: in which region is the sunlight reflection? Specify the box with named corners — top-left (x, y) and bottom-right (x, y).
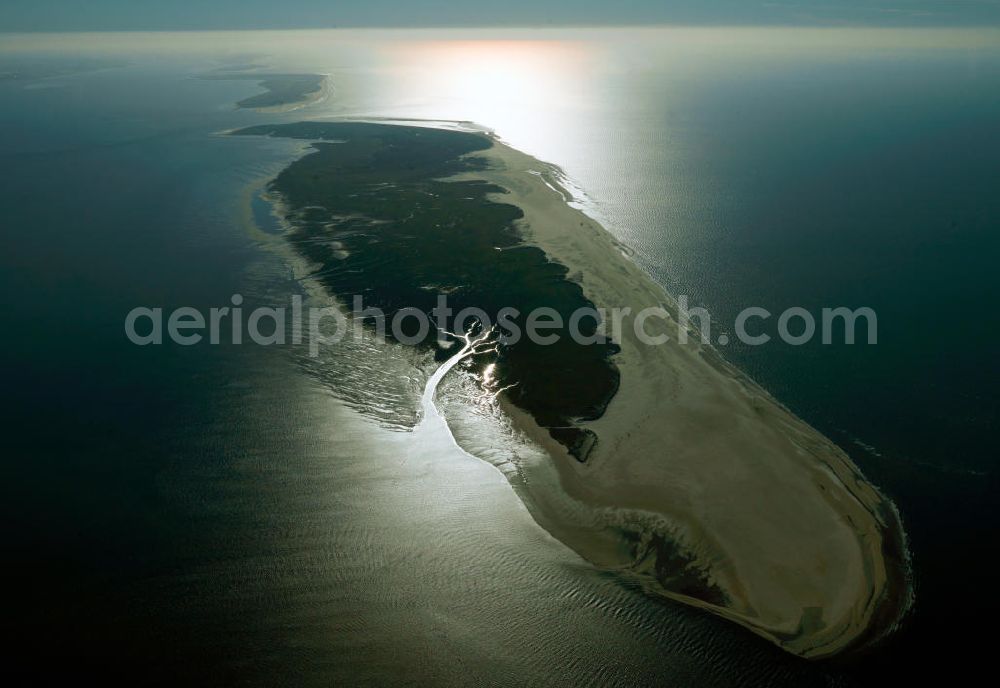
top-left (372, 39), bottom-right (594, 148)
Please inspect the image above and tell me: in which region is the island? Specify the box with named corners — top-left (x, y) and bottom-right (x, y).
top-left (233, 121), bottom-right (913, 659)
top-left (202, 72), bottom-right (328, 110)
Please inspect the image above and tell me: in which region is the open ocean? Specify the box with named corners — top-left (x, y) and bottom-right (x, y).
top-left (2, 28), bottom-right (998, 685)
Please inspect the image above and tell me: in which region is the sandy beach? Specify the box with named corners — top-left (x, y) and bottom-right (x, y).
top-left (449, 137), bottom-right (914, 659)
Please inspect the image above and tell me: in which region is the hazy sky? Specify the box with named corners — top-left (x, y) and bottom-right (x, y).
top-left (2, 0), bottom-right (1000, 31)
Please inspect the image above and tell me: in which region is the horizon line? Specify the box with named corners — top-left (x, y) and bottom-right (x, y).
top-left (4, 22), bottom-right (1000, 35)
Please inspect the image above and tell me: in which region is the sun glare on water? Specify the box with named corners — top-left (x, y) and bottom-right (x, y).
top-left (373, 38), bottom-right (594, 145)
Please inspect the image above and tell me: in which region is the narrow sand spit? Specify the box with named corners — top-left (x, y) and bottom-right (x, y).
top-left (450, 138), bottom-right (912, 659)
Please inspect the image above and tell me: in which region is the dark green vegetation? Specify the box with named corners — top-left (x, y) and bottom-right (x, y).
top-left (202, 73), bottom-right (325, 109)
top-left (233, 122), bottom-right (620, 459)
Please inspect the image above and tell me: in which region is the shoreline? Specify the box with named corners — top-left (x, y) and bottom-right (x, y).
top-left (453, 136), bottom-right (913, 659)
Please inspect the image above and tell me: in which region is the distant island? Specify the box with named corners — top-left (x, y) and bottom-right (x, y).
top-left (0, 56), bottom-right (128, 83)
top-left (203, 72), bottom-right (327, 110)
top-left (233, 121), bottom-right (912, 659)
